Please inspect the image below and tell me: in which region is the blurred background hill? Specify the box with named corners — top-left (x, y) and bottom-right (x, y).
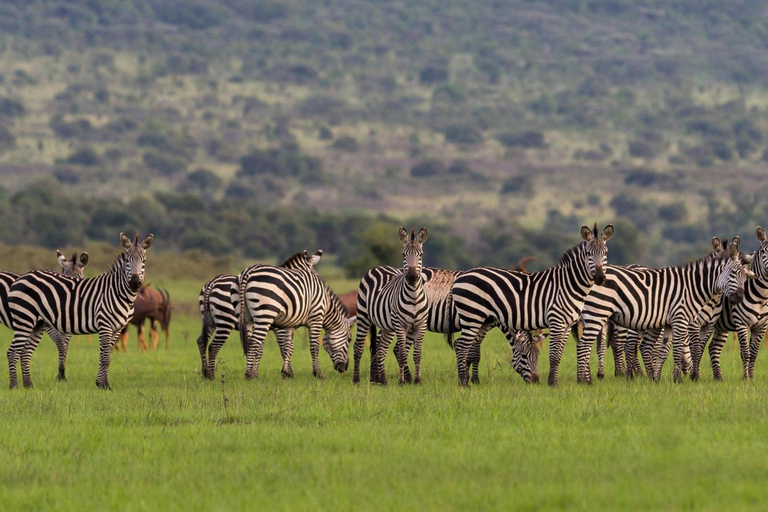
top-left (0, 0), bottom-right (766, 273)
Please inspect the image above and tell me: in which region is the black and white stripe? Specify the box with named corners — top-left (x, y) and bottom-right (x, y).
top-left (577, 237), bottom-right (750, 383)
top-left (690, 227), bottom-right (768, 380)
top-left (352, 227), bottom-right (430, 385)
top-left (7, 233), bottom-right (153, 389)
top-left (450, 224), bottom-right (614, 387)
top-left (237, 251), bottom-right (352, 379)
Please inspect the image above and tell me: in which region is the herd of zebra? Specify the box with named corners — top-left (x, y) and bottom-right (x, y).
top-left (0, 222), bottom-right (765, 390)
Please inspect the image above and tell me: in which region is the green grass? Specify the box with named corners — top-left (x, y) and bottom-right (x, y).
top-left (1, 282), bottom-right (767, 511)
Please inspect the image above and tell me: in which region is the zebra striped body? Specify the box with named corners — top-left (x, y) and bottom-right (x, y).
top-left (356, 265), bottom-right (541, 384)
top-left (237, 251), bottom-right (351, 379)
top-left (690, 227), bottom-right (768, 380)
top-left (451, 224), bottom-right (614, 387)
top-left (0, 252), bottom-right (89, 382)
top-left (352, 227), bottom-right (429, 385)
top-left (577, 238), bottom-right (749, 383)
top-left (7, 233), bottom-right (153, 389)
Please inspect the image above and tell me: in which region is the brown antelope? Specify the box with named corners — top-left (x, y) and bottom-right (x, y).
top-left (117, 285), bottom-right (172, 351)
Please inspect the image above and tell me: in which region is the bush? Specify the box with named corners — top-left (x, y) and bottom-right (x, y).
top-left (318, 126), bottom-right (333, 140)
top-left (0, 125), bottom-right (15, 151)
top-left (66, 146), bottom-right (102, 166)
top-left (410, 159), bottom-right (445, 178)
top-left (624, 168), bottom-right (661, 187)
top-left (52, 167), bottom-right (82, 185)
top-left (419, 65), bottom-right (449, 84)
top-left (143, 150), bottom-right (188, 176)
top-left (658, 203), bottom-right (688, 223)
top-left (500, 176), bottom-right (533, 195)
top-left (628, 140), bottom-right (658, 158)
top-left (0, 97), bottom-right (24, 118)
top-left (496, 131), bottom-right (546, 148)
top-left (239, 142), bottom-right (323, 181)
top-left (447, 159), bottom-right (473, 175)
top-left (443, 124), bottom-right (483, 145)
top-left (50, 115), bottom-right (92, 139)
top-left (331, 135), bottom-right (360, 153)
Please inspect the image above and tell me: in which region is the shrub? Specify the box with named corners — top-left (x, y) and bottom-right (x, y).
top-left (51, 115), bottom-right (92, 139)
top-left (628, 139), bottom-right (657, 158)
top-left (447, 159), bottom-right (473, 175)
top-left (0, 97), bottom-right (25, 118)
top-left (496, 131), bottom-right (546, 148)
top-left (443, 124), bottom-right (483, 145)
top-left (143, 150), bottom-right (188, 176)
top-left (419, 65), bottom-right (448, 84)
top-left (658, 203), bottom-right (688, 223)
top-left (0, 125), bottom-right (15, 151)
top-left (710, 139), bottom-right (733, 161)
top-left (331, 135), bottom-right (360, 153)
top-left (66, 146), bottom-right (102, 166)
top-left (52, 167), bottom-right (82, 185)
top-left (624, 168), bottom-right (661, 187)
top-left (318, 126), bottom-right (333, 140)
top-left (410, 159), bottom-right (445, 178)
top-left (500, 176), bottom-right (533, 195)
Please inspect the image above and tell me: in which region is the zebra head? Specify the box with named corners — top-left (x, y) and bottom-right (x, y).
top-left (752, 226), bottom-right (768, 279)
top-left (511, 331), bottom-right (545, 383)
top-left (714, 236), bottom-right (753, 304)
top-left (579, 223), bottom-right (614, 286)
top-left (398, 227), bottom-right (428, 286)
top-left (119, 232), bottom-right (155, 293)
top-left (322, 295), bottom-right (353, 373)
top-left (57, 250), bottom-right (89, 279)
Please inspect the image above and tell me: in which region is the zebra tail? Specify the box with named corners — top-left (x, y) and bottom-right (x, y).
top-left (238, 274), bottom-right (251, 355)
top-left (444, 296), bottom-right (455, 348)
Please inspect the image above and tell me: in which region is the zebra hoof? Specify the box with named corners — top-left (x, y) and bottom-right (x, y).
top-left (95, 380), bottom-right (111, 390)
top-left (313, 371), bottom-right (324, 380)
top-left (23, 382), bottom-right (34, 389)
top-left (413, 376), bottom-right (422, 385)
top-left (470, 376), bottom-right (480, 385)
top-left (281, 368), bottom-right (294, 379)
top-left (57, 375), bottom-right (67, 382)
top-left (597, 371), bottom-right (604, 380)
top-left (547, 374), bottom-right (558, 387)
top-left (458, 378), bottom-right (469, 387)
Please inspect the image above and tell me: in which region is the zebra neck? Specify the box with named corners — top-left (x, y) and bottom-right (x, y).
top-left (746, 277), bottom-right (768, 304)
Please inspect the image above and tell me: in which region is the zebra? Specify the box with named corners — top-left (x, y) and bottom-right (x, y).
top-left (352, 227), bottom-right (429, 385)
top-left (236, 250), bottom-right (352, 380)
top-left (576, 236), bottom-right (751, 384)
top-left (7, 233), bottom-right (154, 389)
top-left (689, 226), bottom-right (768, 381)
top-left (196, 250), bottom-right (336, 379)
top-left (0, 251), bottom-right (89, 382)
top-left (355, 265), bottom-right (542, 385)
top-left (450, 224), bottom-right (614, 387)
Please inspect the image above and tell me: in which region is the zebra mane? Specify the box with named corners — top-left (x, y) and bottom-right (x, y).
top-left (279, 251), bottom-right (307, 267)
top-left (324, 281), bottom-right (349, 317)
top-left (108, 250), bottom-right (129, 273)
top-left (557, 240), bottom-right (587, 267)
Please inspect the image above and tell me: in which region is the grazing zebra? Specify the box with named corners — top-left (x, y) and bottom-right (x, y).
top-left (689, 226), bottom-right (768, 380)
top-left (0, 251), bottom-right (89, 382)
top-left (196, 250), bottom-right (332, 379)
top-left (237, 251), bottom-right (352, 379)
top-left (576, 237), bottom-right (751, 384)
top-left (7, 233), bottom-right (154, 389)
top-left (451, 224), bottom-right (614, 387)
top-left (355, 265), bottom-right (542, 385)
top-left (352, 227), bottom-right (429, 385)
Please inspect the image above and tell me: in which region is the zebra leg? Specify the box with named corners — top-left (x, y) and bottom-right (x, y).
top-left (690, 324), bottom-right (713, 381)
top-left (393, 336), bottom-right (412, 383)
top-left (374, 329), bottom-right (395, 386)
top-left (244, 322), bottom-right (270, 380)
top-left (95, 330), bottom-right (120, 389)
top-left (20, 329), bottom-right (45, 389)
top-left (395, 331), bottom-right (410, 385)
top-left (206, 329), bottom-right (229, 380)
top-left (277, 328), bottom-right (295, 378)
top-left (308, 322), bottom-right (325, 379)
top-left (736, 326), bottom-right (751, 380)
top-left (650, 329), bottom-right (673, 381)
top-left (551, 324), bottom-right (572, 386)
top-left (196, 324), bottom-right (211, 378)
top-left (596, 326), bottom-right (606, 380)
top-left (352, 316), bottom-right (370, 384)
top-left (625, 330), bottom-right (643, 379)
top-left (412, 322), bottom-right (427, 385)
top-left (8, 333), bottom-right (31, 389)
top-left (670, 326), bottom-right (688, 383)
top-left (708, 330), bottom-right (728, 381)
top-left (469, 338), bottom-right (482, 384)
top-left (639, 331), bottom-right (657, 379)
top-left (748, 325), bottom-right (766, 379)
top-left (454, 329), bottom-right (476, 387)
top-left (50, 330), bottom-right (72, 381)
top-left (610, 325), bottom-right (627, 378)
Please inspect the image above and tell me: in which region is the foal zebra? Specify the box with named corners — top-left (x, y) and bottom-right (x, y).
top-left (689, 227), bottom-right (768, 380)
top-left (237, 251), bottom-right (352, 379)
top-left (7, 233), bottom-right (153, 389)
top-left (451, 224), bottom-right (614, 387)
top-left (354, 266), bottom-right (542, 385)
top-left (0, 251), bottom-right (89, 382)
top-left (352, 227), bottom-right (429, 385)
top-left (196, 251), bottom-right (331, 379)
top-left (576, 237), bottom-right (750, 383)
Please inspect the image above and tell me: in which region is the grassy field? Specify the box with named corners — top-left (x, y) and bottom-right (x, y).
top-left (1, 279), bottom-right (768, 511)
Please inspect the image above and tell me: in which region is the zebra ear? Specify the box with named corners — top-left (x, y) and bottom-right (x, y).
top-left (57, 250), bottom-right (66, 267)
top-left (711, 237), bottom-right (722, 252)
top-left (308, 250), bottom-right (323, 266)
top-left (417, 227), bottom-right (428, 243)
top-left (120, 232), bottom-right (133, 249)
top-left (601, 224), bottom-right (614, 242)
top-left (140, 234), bottom-right (154, 251)
top-left (78, 252), bottom-right (89, 267)
top-left (580, 225), bottom-right (593, 241)
top-left (757, 226), bottom-right (767, 243)
top-left (398, 227), bottom-right (409, 243)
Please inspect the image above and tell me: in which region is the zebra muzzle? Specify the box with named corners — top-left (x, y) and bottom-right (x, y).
top-left (728, 288), bottom-right (744, 305)
top-left (594, 268), bottom-right (606, 286)
top-left (129, 275), bottom-right (142, 292)
top-left (405, 268), bottom-right (419, 286)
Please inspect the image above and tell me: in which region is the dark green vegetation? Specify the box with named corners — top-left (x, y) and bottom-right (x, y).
top-left (1, 281), bottom-right (768, 511)
top-left (0, 1), bottom-right (766, 272)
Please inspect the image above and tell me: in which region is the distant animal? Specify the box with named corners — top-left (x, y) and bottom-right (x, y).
top-left (0, 251), bottom-right (88, 382)
top-left (337, 290), bottom-right (358, 320)
top-left (7, 232), bottom-right (154, 389)
top-left (116, 285), bottom-right (172, 351)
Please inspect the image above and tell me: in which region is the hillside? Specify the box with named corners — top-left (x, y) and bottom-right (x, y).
top-left (0, 0), bottom-right (767, 270)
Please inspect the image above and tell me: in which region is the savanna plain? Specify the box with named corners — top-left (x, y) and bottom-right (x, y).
top-left (1, 277), bottom-right (767, 511)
